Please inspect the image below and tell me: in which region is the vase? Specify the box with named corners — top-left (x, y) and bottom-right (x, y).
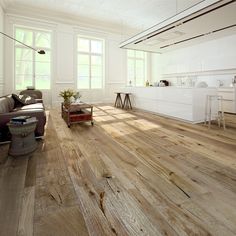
top-left (64, 98), bottom-right (72, 108)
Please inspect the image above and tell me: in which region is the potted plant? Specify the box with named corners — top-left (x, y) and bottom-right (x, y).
top-left (59, 89), bottom-right (81, 107)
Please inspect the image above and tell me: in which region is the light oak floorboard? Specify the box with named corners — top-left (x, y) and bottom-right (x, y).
top-left (0, 105), bottom-right (236, 235)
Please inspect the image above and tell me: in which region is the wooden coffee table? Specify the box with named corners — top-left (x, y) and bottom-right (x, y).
top-left (61, 102), bottom-right (94, 128)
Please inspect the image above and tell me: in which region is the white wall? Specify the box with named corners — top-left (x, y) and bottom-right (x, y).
top-left (4, 14), bottom-right (127, 107)
top-left (0, 5), bottom-right (4, 96)
top-left (152, 34), bottom-right (236, 87)
top-left (151, 53), bottom-right (162, 83)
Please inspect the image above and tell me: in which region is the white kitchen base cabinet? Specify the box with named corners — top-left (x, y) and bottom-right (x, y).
top-left (122, 87), bottom-right (217, 123)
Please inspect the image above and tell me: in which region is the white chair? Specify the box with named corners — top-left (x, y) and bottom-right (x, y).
top-left (204, 95), bottom-right (225, 129)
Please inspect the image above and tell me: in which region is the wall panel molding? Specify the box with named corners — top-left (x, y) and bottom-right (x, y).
top-left (55, 81), bottom-right (74, 84)
top-left (106, 81), bottom-right (126, 85)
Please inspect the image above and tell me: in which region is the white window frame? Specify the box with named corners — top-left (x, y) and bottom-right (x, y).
top-left (14, 25), bottom-right (52, 90)
top-left (76, 35), bottom-right (105, 90)
top-left (127, 49), bottom-right (147, 86)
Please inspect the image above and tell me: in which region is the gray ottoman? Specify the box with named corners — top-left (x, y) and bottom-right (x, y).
top-left (7, 120), bottom-right (38, 156)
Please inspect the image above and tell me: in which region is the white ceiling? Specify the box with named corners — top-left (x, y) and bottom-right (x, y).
top-left (0, 0), bottom-right (203, 33)
top-left (120, 0), bottom-right (236, 53)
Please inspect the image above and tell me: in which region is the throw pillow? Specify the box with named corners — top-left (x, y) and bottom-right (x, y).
top-left (12, 94), bottom-right (36, 107)
top-left (12, 94), bottom-right (25, 107)
top-left (23, 95), bottom-right (36, 104)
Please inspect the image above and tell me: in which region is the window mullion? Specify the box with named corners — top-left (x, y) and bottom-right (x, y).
top-left (89, 40), bottom-right (91, 89)
top-left (33, 30), bottom-right (36, 88)
top-left (144, 57), bottom-right (146, 82)
top-left (89, 54), bottom-right (91, 89)
top-left (134, 58), bottom-right (136, 86)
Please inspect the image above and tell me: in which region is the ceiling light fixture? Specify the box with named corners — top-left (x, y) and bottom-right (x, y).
top-left (121, 0), bottom-right (236, 50)
top-left (0, 31), bottom-right (46, 54)
top-left (160, 24), bottom-right (236, 49)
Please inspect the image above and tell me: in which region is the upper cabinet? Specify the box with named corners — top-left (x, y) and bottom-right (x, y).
top-left (119, 0), bottom-right (236, 53)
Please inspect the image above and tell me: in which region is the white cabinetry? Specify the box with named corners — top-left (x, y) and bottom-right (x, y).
top-left (218, 87), bottom-right (236, 113)
top-left (122, 87), bottom-right (217, 123)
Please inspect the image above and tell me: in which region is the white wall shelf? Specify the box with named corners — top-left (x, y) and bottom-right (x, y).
top-left (162, 68), bottom-right (236, 78)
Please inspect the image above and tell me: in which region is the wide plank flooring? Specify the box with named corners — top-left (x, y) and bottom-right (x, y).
top-left (0, 105), bottom-right (236, 236)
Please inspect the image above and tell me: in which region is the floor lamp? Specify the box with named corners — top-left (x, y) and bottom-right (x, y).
top-left (0, 31), bottom-right (45, 54)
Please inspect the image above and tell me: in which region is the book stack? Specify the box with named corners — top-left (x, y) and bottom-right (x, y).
top-left (10, 116), bottom-right (37, 125)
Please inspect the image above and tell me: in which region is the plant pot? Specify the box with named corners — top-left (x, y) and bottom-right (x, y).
top-left (64, 99), bottom-right (72, 109)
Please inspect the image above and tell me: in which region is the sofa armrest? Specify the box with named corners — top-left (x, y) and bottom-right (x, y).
top-left (0, 109), bottom-right (46, 136)
top-left (0, 109), bottom-right (43, 121)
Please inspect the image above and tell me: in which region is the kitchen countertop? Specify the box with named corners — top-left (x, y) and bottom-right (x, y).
top-left (126, 86), bottom-right (217, 89)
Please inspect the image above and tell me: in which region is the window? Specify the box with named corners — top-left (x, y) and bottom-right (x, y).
top-left (77, 36), bottom-right (104, 89)
top-left (15, 27), bottom-right (51, 90)
top-left (127, 50), bottom-right (147, 86)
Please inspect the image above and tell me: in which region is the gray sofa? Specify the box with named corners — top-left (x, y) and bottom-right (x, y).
top-left (0, 93), bottom-right (46, 142)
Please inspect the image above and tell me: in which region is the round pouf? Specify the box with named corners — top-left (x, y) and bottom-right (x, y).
top-left (7, 121), bottom-right (38, 156)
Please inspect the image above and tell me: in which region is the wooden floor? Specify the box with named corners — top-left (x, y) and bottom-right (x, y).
top-left (0, 105), bottom-right (236, 236)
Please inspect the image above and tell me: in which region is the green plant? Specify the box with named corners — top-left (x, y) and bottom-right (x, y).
top-left (73, 91), bottom-right (81, 100)
top-left (59, 89), bottom-right (76, 102)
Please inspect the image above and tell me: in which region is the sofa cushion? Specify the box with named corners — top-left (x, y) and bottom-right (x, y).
top-left (0, 97), bottom-right (10, 113)
top-left (6, 95), bottom-right (15, 111)
top-left (20, 89), bottom-right (42, 99)
top-left (0, 96), bottom-right (15, 113)
top-left (17, 103), bottom-right (44, 110)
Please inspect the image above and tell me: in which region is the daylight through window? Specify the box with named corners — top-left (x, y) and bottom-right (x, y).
top-left (127, 49), bottom-right (147, 86)
top-left (15, 27), bottom-right (51, 90)
top-left (77, 36), bottom-right (104, 89)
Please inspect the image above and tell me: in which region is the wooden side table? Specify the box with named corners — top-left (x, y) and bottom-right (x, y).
top-left (61, 102), bottom-right (94, 128)
top-left (7, 120), bottom-right (38, 156)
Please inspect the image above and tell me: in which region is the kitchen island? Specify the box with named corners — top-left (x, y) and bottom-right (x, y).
top-left (121, 86), bottom-right (217, 123)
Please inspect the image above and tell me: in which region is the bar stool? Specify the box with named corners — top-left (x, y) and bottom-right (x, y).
top-left (204, 95), bottom-right (225, 129)
top-left (114, 92), bottom-right (123, 108)
top-left (122, 93), bottom-right (132, 109)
